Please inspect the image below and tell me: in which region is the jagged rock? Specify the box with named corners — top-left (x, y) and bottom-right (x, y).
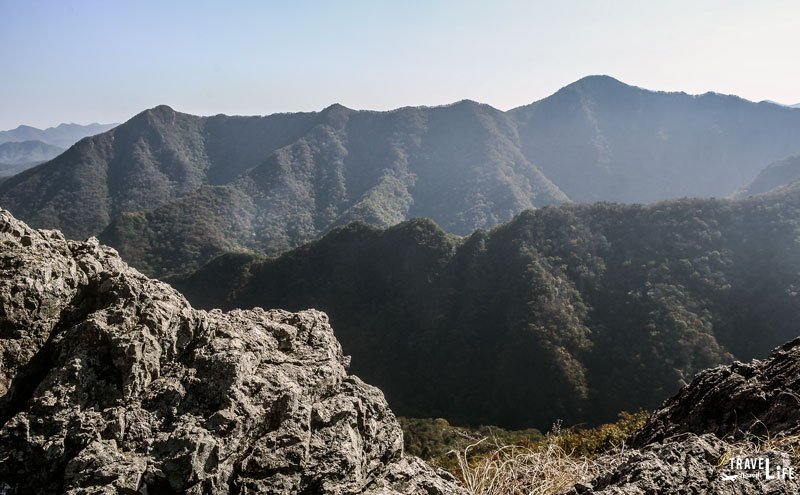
top-left (0, 209), bottom-right (468, 494)
top-left (566, 339), bottom-right (800, 494)
top-left (634, 338), bottom-right (800, 445)
top-left (567, 433), bottom-right (799, 495)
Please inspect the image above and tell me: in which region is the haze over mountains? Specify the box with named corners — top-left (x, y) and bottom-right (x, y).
top-left (510, 76), bottom-right (800, 202)
top-left (0, 122), bottom-right (118, 178)
top-left (171, 183), bottom-right (800, 428)
top-left (0, 140), bottom-right (66, 178)
top-left (739, 153), bottom-right (800, 196)
top-left (2, 76), bottom-right (800, 277)
top-left (2, 74), bottom-right (800, 447)
top-left (0, 122), bottom-right (118, 148)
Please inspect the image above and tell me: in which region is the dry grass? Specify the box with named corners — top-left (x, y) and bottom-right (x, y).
top-left (451, 422), bottom-right (631, 495)
top-left (716, 423), bottom-right (800, 472)
top-left (452, 415), bottom-right (800, 495)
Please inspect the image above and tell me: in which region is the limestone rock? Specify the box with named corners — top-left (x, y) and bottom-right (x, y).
top-left (0, 208), bottom-right (467, 495)
top-left (567, 433), bottom-right (799, 495)
top-left (634, 338), bottom-right (800, 446)
top-left (568, 338), bottom-right (800, 494)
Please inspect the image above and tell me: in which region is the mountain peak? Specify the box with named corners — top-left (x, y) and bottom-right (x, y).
top-left (322, 103), bottom-right (351, 112)
top-left (318, 103), bottom-right (353, 127)
top-left (572, 74), bottom-right (626, 85)
top-left (560, 74), bottom-right (636, 94)
top-left (144, 104), bottom-right (177, 115)
top-left (129, 105), bottom-right (180, 127)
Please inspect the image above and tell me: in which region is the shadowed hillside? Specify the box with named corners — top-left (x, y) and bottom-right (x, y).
top-left (172, 185), bottom-right (800, 429)
top-left (511, 75), bottom-right (800, 202)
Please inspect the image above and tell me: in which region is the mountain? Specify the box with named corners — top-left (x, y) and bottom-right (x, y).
top-left (510, 75), bottom-right (800, 202)
top-left (792, 103), bottom-right (800, 108)
top-left (738, 153), bottom-right (800, 196)
top-left (97, 102), bottom-right (566, 275)
top-left (0, 208), bottom-right (465, 495)
top-left (171, 184), bottom-right (800, 430)
top-left (4, 77), bottom-right (800, 277)
top-left (0, 140), bottom-right (65, 177)
top-left (0, 102), bottom-right (568, 276)
top-left (0, 140), bottom-right (64, 166)
top-left (0, 122), bottom-right (117, 148)
top-left (0, 106), bottom-right (321, 240)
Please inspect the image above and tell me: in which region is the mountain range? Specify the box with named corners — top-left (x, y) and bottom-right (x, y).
top-left (170, 182), bottom-right (800, 429)
top-left (0, 122), bottom-right (118, 148)
top-left (0, 122), bottom-right (118, 179)
top-left (2, 76), bottom-right (800, 277)
top-left (0, 140), bottom-right (65, 177)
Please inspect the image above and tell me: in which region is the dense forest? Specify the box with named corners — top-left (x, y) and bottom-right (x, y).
top-left (172, 185), bottom-right (800, 429)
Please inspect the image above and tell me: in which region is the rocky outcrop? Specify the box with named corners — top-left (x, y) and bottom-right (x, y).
top-left (568, 339), bottom-right (800, 494)
top-left (633, 337), bottom-right (800, 445)
top-left (0, 209), bottom-right (467, 494)
top-left (569, 433), bottom-right (798, 494)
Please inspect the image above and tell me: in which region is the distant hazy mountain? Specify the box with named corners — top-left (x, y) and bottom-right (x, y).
top-left (3, 76), bottom-right (800, 276)
top-left (0, 140), bottom-right (65, 177)
top-left (0, 103), bottom-right (567, 275)
top-left (0, 122), bottom-right (117, 148)
top-left (792, 103), bottom-right (800, 109)
top-left (171, 184), bottom-right (800, 428)
top-left (99, 102), bottom-right (567, 275)
top-left (0, 106), bottom-right (320, 240)
top-left (510, 75), bottom-right (800, 202)
top-left (739, 153), bottom-right (800, 196)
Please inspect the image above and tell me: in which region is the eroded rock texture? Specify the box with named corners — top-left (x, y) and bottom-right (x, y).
top-left (634, 337), bottom-right (800, 446)
top-left (570, 339), bottom-right (800, 494)
top-left (0, 209), bottom-right (466, 495)
top-left (569, 433), bottom-right (799, 495)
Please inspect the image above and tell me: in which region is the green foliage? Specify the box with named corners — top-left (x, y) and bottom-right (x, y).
top-left (174, 187), bottom-right (800, 430)
top-left (399, 417), bottom-right (544, 472)
top-left (551, 411), bottom-right (649, 458)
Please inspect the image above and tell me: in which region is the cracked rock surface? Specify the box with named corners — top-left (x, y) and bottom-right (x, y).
top-left (568, 339), bottom-right (800, 494)
top-left (633, 337), bottom-right (800, 446)
top-left (0, 209), bottom-right (467, 495)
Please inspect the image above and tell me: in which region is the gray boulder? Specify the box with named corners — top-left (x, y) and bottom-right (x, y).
top-left (0, 209), bottom-right (467, 495)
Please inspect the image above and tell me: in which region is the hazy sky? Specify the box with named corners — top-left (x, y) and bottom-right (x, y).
top-left (2, 0), bottom-right (799, 129)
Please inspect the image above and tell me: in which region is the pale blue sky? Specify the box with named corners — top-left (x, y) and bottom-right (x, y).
top-left (1, 0), bottom-right (798, 129)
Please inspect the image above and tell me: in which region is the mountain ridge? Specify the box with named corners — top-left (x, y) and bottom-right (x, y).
top-left (4, 76), bottom-right (800, 276)
top-left (171, 183), bottom-right (800, 429)
top-left (0, 122), bottom-right (118, 148)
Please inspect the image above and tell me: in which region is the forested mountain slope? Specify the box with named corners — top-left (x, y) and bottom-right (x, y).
top-left (739, 153), bottom-right (800, 196)
top-left (172, 185), bottom-right (800, 429)
top-left (4, 77), bottom-right (800, 277)
top-left (99, 102), bottom-right (566, 275)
